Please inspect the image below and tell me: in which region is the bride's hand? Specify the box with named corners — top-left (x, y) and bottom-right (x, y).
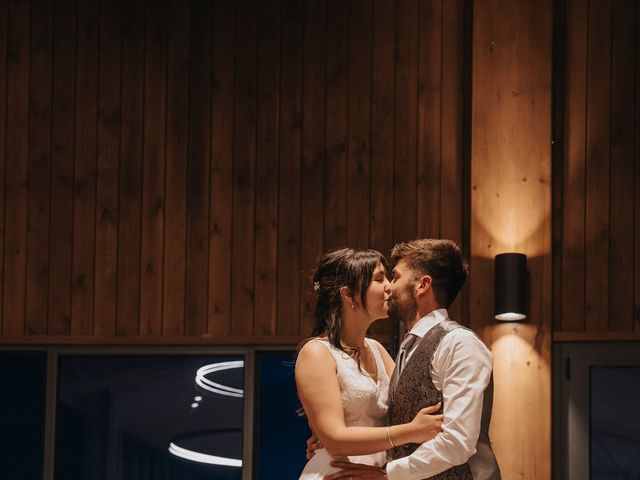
top-left (409, 402), bottom-right (443, 443)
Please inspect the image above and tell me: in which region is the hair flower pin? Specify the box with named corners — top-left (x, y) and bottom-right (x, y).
top-left (313, 281), bottom-right (320, 292)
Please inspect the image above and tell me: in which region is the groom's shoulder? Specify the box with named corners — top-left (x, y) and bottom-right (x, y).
top-left (441, 321), bottom-right (491, 353)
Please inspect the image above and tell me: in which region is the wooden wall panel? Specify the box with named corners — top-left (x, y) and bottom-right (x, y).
top-left (555, 0), bottom-right (640, 336)
top-left (26, 0), bottom-right (52, 335)
top-left (209, 0), bottom-right (234, 337)
top-left (117, 0), bottom-right (144, 336)
top-left (3, 0), bottom-right (30, 336)
top-left (71, 0), bottom-right (98, 336)
top-left (0, 0), bottom-right (6, 335)
top-left (299, 0), bottom-right (326, 335)
top-left (277, 0), bottom-right (303, 335)
top-left (0, 0), bottom-right (469, 343)
top-left (471, 1), bottom-right (552, 479)
top-left (163, 0), bottom-right (189, 336)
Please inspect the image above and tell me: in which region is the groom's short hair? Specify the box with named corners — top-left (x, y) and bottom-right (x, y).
top-left (390, 239), bottom-right (468, 308)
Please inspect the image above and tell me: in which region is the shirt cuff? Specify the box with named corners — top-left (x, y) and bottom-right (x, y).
top-left (385, 457), bottom-right (412, 480)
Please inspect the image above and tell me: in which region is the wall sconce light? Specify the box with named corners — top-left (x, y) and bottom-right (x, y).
top-left (494, 252), bottom-right (527, 321)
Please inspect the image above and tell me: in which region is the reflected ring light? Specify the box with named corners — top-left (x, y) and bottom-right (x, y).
top-left (168, 441), bottom-right (242, 467)
top-left (168, 361), bottom-right (245, 466)
top-left (195, 361), bottom-right (244, 398)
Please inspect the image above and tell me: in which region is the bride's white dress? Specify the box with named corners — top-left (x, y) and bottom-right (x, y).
top-left (299, 337), bottom-right (390, 479)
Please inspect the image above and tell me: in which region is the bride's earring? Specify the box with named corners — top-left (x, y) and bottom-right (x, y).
top-left (351, 301), bottom-right (355, 310)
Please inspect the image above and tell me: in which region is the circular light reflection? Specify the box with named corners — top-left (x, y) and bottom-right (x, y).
top-left (168, 441), bottom-right (242, 467)
top-left (195, 361), bottom-right (244, 398)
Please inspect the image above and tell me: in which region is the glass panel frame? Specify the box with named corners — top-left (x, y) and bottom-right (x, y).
top-left (0, 344), bottom-right (299, 480)
top-left (553, 342), bottom-right (640, 480)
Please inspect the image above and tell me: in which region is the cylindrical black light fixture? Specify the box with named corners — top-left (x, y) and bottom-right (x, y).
top-left (494, 253), bottom-right (527, 321)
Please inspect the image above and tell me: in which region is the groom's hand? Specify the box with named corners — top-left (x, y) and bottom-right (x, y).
top-left (306, 433), bottom-right (323, 460)
top-left (325, 461), bottom-right (386, 479)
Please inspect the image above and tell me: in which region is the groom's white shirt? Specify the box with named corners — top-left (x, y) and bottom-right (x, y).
top-left (386, 309), bottom-right (493, 480)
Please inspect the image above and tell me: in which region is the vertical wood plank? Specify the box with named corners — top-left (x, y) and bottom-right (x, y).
top-left (417, 0), bottom-right (442, 239)
top-left (323, 0), bottom-right (349, 251)
top-left (561, 0), bottom-right (587, 332)
top-left (551, 0), bottom-right (566, 332)
top-left (299, 0), bottom-right (326, 335)
top-left (140, 0), bottom-right (167, 336)
top-left (394, 0), bottom-right (419, 243)
top-left (636, 1), bottom-right (640, 332)
top-left (440, 0), bottom-right (466, 321)
top-left (162, 0), bottom-right (189, 336)
top-left (346, 0), bottom-right (371, 249)
top-left (277, 0), bottom-right (303, 335)
top-left (231, 0), bottom-right (257, 335)
top-left (609, 0), bottom-right (635, 331)
top-left (72, 0), bottom-right (98, 335)
top-left (254, 0), bottom-right (279, 335)
top-left (94, 0), bottom-right (121, 336)
top-left (209, 0), bottom-right (234, 336)
top-left (370, 0), bottom-right (395, 257)
top-left (117, 0), bottom-right (144, 336)
top-left (584, 0), bottom-right (611, 332)
top-left (26, 0), bottom-right (53, 335)
top-left (3, 0), bottom-right (30, 335)
top-left (0, 0), bottom-right (7, 333)
top-left (48, 0), bottom-right (76, 335)
top-left (185, 0), bottom-right (212, 335)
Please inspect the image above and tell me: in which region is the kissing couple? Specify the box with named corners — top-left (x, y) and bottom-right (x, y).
top-left (295, 239), bottom-right (501, 479)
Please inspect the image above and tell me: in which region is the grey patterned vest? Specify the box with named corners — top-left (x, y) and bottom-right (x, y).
top-left (388, 319), bottom-right (501, 480)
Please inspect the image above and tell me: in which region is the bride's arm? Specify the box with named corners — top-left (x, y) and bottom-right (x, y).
top-left (295, 341), bottom-right (441, 457)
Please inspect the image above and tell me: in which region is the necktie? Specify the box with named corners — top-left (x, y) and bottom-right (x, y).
top-left (396, 333), bottom-right (418, 374)
top-left (390, 333), bottom-right (419, 393)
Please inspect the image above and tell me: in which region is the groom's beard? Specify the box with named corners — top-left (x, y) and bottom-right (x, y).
top-left (387, 285), bottom-right (418, 324)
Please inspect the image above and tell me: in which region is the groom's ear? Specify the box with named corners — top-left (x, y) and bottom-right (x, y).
top-left (415, 275), bottom-right (432, 298)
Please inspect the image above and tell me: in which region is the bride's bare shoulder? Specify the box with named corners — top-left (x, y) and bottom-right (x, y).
top-left (296, 339), bottom-right (336, 373)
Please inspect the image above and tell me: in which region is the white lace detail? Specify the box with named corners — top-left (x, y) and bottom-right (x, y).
top-left (312, 337), bottom-right (389, 427)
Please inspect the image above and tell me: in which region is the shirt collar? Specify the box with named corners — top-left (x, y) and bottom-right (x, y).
top-left (407, 308), bottom-right (449, 338)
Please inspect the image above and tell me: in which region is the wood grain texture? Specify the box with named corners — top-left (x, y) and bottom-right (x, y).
top-left (26, 0), bottom-right (53, 335)
top-left (209, 0), bottom-right (234, 337)
top-left (254, 0), bottom-right (280, 336)
top-left (584, 0), bottom-right (611, 332)
top-left (277, 0), bottom-right (302, 335)
top-left (323, 0), bottom-right (349, 251)
top-left (139, 0), bottom-right (166, 336)
top-left (3, 0), bottom-right (30, 335)
top-left (417, 0), bottom-right (442, 240)
top-left (94, 0), bottom-right (121, 336)
top-left (231, 0), bottom-right (258, 335)
top-left (117, 0), bottom-right (144, 336)
top-left (608, 0), bottom-right (635, 331)
top-left (369, 0), bottom-right (395, 257)
top-left (185, 0), bottom-right (212, 335)
top-left (554, 0), bottom-right (639, 335)
top-left (0, 0), bottom-right (468, 345)
top-left (393, 0), bottom-right (419, 244)
top-left (346, 0), bottom-right (372, 249)
top-left (48, 0), bottom-right (75, 335)
top-left (162, 0), bottom-right (189, 336)
top-left (299, 0), bottom-right (326, 336)
top-left (72, 0), bottom-right (98, 336)
top-left (470, 1), bottom-right (552, 479)
top-left (0, 0), bottom-right (7, 334)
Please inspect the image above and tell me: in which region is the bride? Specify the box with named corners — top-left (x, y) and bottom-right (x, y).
top-left (295, 248), bottom-right (442, 478)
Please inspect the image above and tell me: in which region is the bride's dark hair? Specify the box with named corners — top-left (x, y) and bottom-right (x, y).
top-left (307, 248), bottom-right (388, 358)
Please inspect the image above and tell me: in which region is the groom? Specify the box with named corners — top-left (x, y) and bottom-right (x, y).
top-left (325, 239), bottom-right (501, 479)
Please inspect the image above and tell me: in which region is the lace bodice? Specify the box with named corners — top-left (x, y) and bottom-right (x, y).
top-left (312, 337), bottom-right (389, 427)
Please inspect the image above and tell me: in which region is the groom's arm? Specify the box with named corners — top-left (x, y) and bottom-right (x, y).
top-left (386, 330), bottom-right (493, 480)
